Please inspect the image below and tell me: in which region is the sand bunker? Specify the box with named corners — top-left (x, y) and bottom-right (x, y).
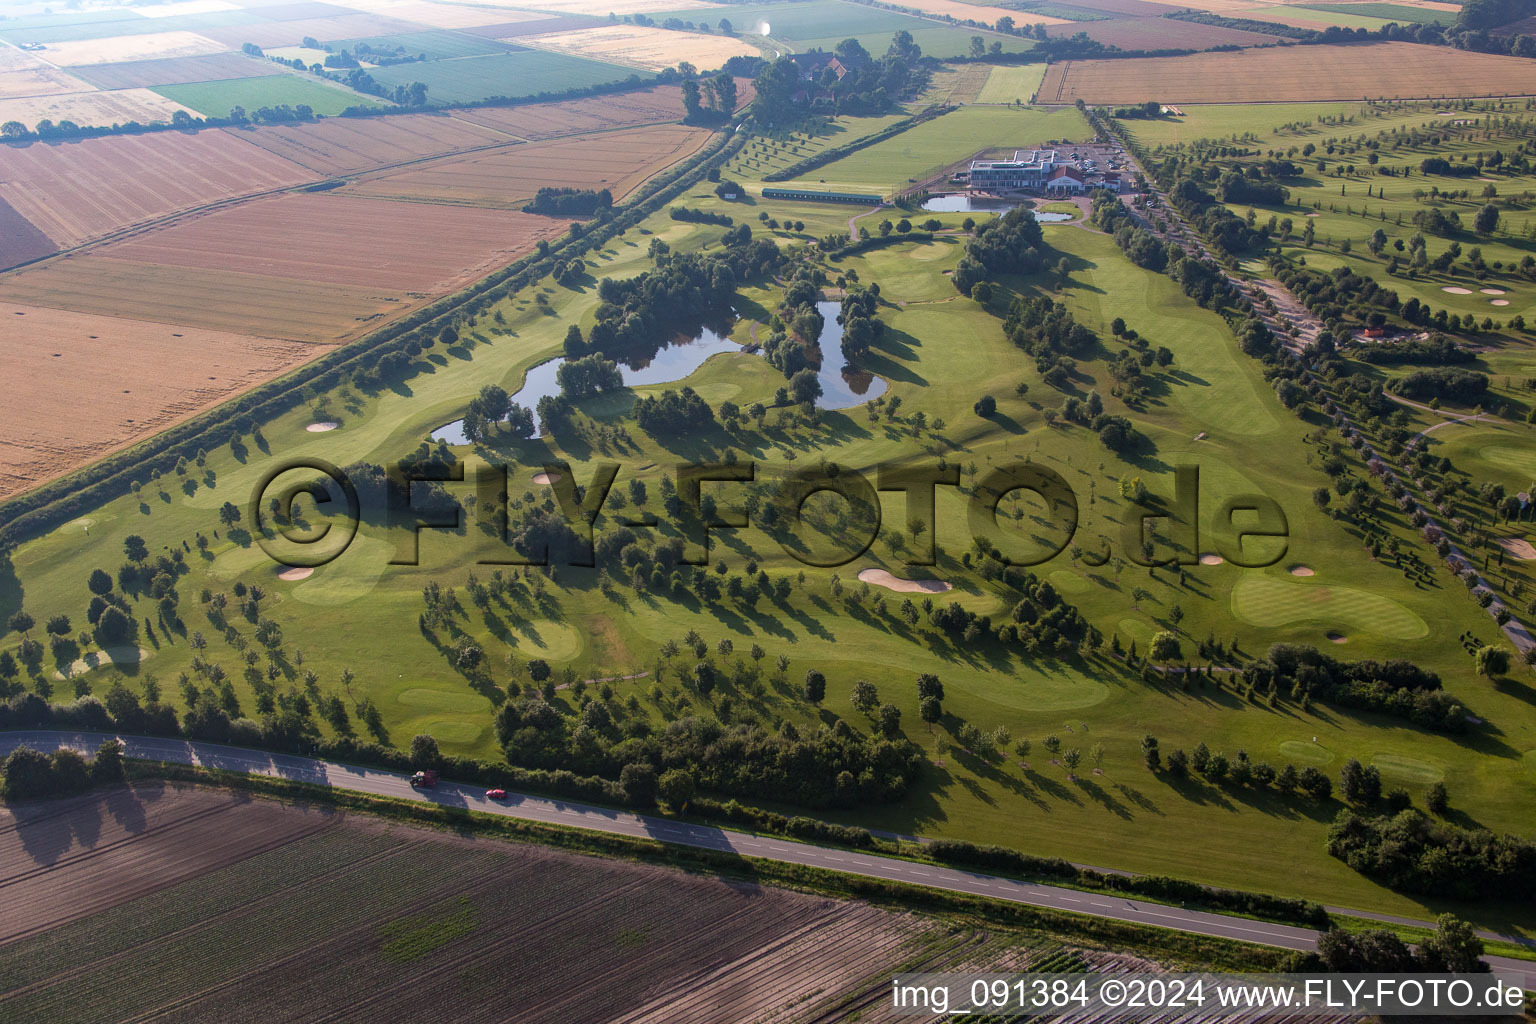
top-left (532, 471), bottom-right (563, 485)
top-left (1492, 299), bottom-right (1510, 306)
top-left (1289, 564), bottom-right (1315, 577)
top-left (1199, 553), bottom-right (1224, 565)
top-left (306, 421), bottom-right (339, 432)
top-left (857, 568), bottom-right (952, 593)
top-left (276, 566), bottom-right (315, 581)
top-left (1326, 631), bottom-right (1347, 644)
top-left (54, 645), bottom-right (153, 679)
top-left (1498, 537), bottom-right (1536, 560)
top-left (1441, 286), bottom-right (1473, 295)
top-left (1480, 288), bottom-right (1507, 295)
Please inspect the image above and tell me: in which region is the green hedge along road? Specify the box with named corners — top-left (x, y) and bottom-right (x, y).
top-left (0, 730), bottom-right (1530, 986)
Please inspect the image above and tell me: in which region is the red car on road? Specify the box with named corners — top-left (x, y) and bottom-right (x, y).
top-left (485, 789), bottom-right (507, 800)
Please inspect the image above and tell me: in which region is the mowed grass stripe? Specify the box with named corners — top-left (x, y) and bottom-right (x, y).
top-left (153, 74), bottom-right (378, 117)
top-left (1230, 577), bottom-right (1428, 639)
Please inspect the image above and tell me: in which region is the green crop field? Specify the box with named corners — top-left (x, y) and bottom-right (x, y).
top-left (1242, 3), bottom-right (1394, 29)
top-left (779, 105), bottom-right (1090, 193)
top-left (975, 63), bottom-right (1049, 105)
top-left (153, 75), bottom-right (379, 117)
top-left (1296, 2), bottom-right (1454, 24)
top-left (656, 0), bottom-right (1034, 57)
top-left (365, 50), bottom-right (648, 104)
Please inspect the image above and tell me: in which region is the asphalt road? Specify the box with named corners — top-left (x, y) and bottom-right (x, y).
top-left (2, 730), bottom-right (1530, 987)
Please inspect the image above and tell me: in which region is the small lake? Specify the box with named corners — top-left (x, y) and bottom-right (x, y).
top-left (431, 303), bottom-right (886, 443)
top-left (921, 194), bottom-right (1074, 220)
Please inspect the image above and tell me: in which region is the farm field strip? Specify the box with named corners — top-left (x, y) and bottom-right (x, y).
top-left (0, 789), bottom-right (338, 942)
top-left (515, 23), bottom-right (758, 72)
top-left (0, 298), bottom-right (328, 498)
top-left (0, 65), bottom-right (96, 100)
top-left (341, 123), bottom-right (713, 207)
top-left (0, 129), bottom-right (314, 251)
top-left (34, 30), bottom-right (231, 67)
top-left (364, 47), bottom-right (649, 105)
top-left (66, 51), bottom-right (285, 90)
top-left (90, 192), bottom-right (569, 291)
top-left (0, 87), bottom-right (197, 132)
top-left (0, 255), bottom-right (404, 339)
top-left (0, 785), bottom-right (959, 1024)
top-left (151, 72), bottom-right (376, 117)
top-left (1037, 41), bottom-right (1536, 103)
top-left (227, 110), bottom-right (515, 173)
top-left (194, 12), bottom-right (423, 48)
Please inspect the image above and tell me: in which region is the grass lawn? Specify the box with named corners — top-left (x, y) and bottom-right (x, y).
top-left (779, 105), bottom-right (1091, 194)
top-left (975, 63), bottom-right (1048, 105)
top-left (1297, 2), bottom-right (1453, 24)
top-left (1117, 101), bottom-right (1374, 148)
top-left (656, 0), bottom-right (1032, 56)
top-left (153, 74), bottom-right (380, 117)
top-left (1242, 3), bottom-right (1394, 29)
top-left (366, 50), bottom-right (648, 105)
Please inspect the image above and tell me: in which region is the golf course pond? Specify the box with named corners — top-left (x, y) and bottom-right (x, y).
top-left (433, 302), bottom-right (886, 443)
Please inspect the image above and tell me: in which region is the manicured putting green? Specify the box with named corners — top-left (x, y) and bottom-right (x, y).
top-left (1117, 617), bottom-right (1154, 643)
top-left (1230, 577), bottom-right (1427, 639)
top-left (1371, 753), bottom-right (1444, 784)
top-left (1278, 739), bottom-right (1334, 765)
top-left (1048, 570), bottom-right (1091, 595)
top-left (397, 687), bottom-right (492, 714)
top-left (978, 674), bottom-right (1108, 712)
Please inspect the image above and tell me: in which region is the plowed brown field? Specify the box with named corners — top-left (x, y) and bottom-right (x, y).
top-left (0, 301), bottom-right (322, 497)
top-left (342, 123), bottom-right (712, 207)
top-left (0, 129), bottom-right (312, 248)
top-left (0, 782), bottom-right (988, 1024)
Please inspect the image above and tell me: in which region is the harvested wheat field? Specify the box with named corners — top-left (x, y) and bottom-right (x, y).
top-left (0, 256), bottom-right (411, 341)
top-left (343, 123), bottom-right (713, 207)
top-left (0, 87), bottom-right (196, 130)
top-left (0, 65), bottom-right (93, 101)
top-left (450, 82), bottom-right (730, 139)
top-left (93, 192), bottom-right (567, 291)
top-left (66, 51), bottom-right (284, 90)
top-left (1038, 42), bottom-right (1536, 103)
top-left (0, 301), bottom-right (322, 496)
top-left (0, 129), bottom-right (312, 249)
top-left (336, 0), bottom-right (553, 29)
top-left (893, 0), bottom-right (1068, 24)
top-left (485, 0), bottom-right (718, 12)
top-left (0, 782), bottom-right (989, 1024)
top-left (0, 42), bottom-right (53, 72)
top-left (37, 30), bottom-right (230, 67)
top-left (196, 12), bottom-right (419, 47)
top-left (519, 24), bottom-right (757, 72)
top-left (0, 196), bottom-right (56, 270)
top-left (227, 110), bottom-right (512, 175)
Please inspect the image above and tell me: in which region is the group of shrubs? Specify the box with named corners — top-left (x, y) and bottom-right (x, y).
top-left (926, 838), bottom-right (1329, 928)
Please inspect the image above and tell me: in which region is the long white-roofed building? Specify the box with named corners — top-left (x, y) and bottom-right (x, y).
top-left (968, 149), bottom-right (1059, 190)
